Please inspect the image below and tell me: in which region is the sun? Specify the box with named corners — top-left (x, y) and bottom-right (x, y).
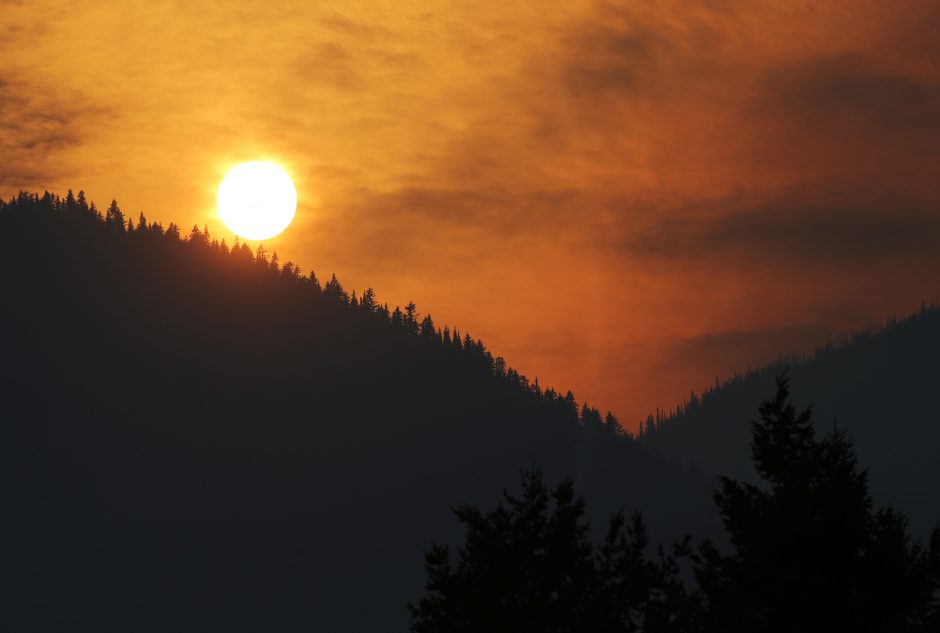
top-left (217, 161), bottom-right (297, 241)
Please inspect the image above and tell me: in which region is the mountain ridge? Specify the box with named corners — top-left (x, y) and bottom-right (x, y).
top-left (640, 303), bottom-right (940, 537)
top-left (0, 190), bottom-right (714, 632)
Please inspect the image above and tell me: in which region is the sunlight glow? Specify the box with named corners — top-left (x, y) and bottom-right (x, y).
top-left (217, 161), bottom-right (297, 240)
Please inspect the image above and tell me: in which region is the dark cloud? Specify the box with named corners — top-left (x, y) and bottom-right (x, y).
top-left (329, 184), bottom-right (641, 273)
top-left (664, 323), bottom-right (839, 375)
top-left (318, 187), bottom-right (544, 275)
top-left (760, 54), bottom-right (940, 147)
top-left (0, 73), bottom-right (108, 187)
top-left (561, 23), bottom-right (669, 99)
top-left (291, 42), bottom-right (362, 90)
top-left (555, 0), bottom-right (735, 98)
top-left (621, 189), bottom-right (940, 267)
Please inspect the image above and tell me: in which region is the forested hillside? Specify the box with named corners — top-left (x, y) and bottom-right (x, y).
top-left (0, 191), bottom-right (714, 632)
top-left (640, 305), bottom-right (940, 537)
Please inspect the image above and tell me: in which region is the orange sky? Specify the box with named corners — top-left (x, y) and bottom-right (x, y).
top-left (3, 0), bottom-right (939, 428)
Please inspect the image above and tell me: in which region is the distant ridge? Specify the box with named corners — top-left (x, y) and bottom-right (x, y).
top-left (640, 304), bottom-right (940, 536)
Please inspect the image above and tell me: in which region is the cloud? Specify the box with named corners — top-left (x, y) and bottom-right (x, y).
top-left (666, 323), bottom-right (839, 370)
top-left (619, 188), bottom-right (940, 268)
top-left (750, 54), bottom-right (940, 176)
top-left (291, 41), bottom-right (362, 90)
top-left (560, 21), bottom-right (670, 100)
top-left (764, 55), bottom-right (940, 133)
top-left (0, 73), bottom-right (109, 187)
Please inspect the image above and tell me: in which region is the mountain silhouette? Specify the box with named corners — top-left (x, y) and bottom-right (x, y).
top-left (0, 191), bottom-right (714, 632)
top-left (639, 304), bottom-right (940, 538)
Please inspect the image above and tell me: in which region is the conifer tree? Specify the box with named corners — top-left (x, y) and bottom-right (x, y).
top-left (361, 288), bottom-right (377, 313)
top-left (324, 274), bottom-right (347, 302)
top-left (76, 190), bottom-right (89, 214)
top-left (695, 375), bottom-right (940, 632)
top-left (105, 199), bottom-right (125, 230)
top-left (604, 412), bottom-right (623, 437)
top-left (255, 244), bottom-right (268, 265)
top-left (420, 314), bottom-right (435, 337)
top-left (404, 301), bottom-right (419, 334)
top-left (410, 468), bottom-right (697, 633)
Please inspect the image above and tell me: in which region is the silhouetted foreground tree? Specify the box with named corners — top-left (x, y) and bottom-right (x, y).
top-left (695, 375), bottom-right (940, 632)
top-left (413, 378), bottom-right (940, 632)
top-left (409, 467), bottom-right (698, 633)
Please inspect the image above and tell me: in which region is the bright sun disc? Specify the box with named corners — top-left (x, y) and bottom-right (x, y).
top-left (217, 161), bottom-right (297, 240)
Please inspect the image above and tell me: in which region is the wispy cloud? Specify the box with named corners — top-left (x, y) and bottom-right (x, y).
top-left (0, 72), bottom-right (110, 187)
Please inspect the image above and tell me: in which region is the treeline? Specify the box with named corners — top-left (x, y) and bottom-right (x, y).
top-left (3, 189), bottom-right (625, 436)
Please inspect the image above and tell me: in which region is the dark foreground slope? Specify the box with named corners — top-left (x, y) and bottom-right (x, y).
top-left (0, 192), bottom-right (713, 632)
top-left (640, 306), bottom-right (940, 537)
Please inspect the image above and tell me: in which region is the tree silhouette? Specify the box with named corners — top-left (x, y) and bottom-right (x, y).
top-left (409, 467), bottom-right (696, 633)
top-left (404, 301), bottom-right (420, 335)
top-left (695, 375), bottom-right (940, 633)
top-left (361, 287), bottom-right (378, 313)
top-left (104, 198), bottom-right (125, 229)
top-left (593, 511), bottom-right (698, 633)
top-left (323, 272), bottom-right (346, 302)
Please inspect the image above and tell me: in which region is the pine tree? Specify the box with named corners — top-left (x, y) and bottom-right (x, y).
top-left (420, 314), bottom-right (436, 337)
top-left (410, 468), bottom-right (697, 633)
top-left (695, 375), bottom-right (940, 633)
top-left (361, 288), bottom-right (377, 313)
top-left (255, 244), bottom-right (268, 265)
top-left (105, 199), bottom-right (125, 230)
top-left (604, 412), bottom-right (623, 437)
top-left (404, 301), bottom-right (419, 335)
top-left (324, 274), bottom-right (347, 303)
top-left (409, 468), bottom-right (595, 632)
top-left (76, 190), bottom-right (89, 214)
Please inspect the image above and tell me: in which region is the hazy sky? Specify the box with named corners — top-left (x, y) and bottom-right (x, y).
top-left (3, 0), bottom-right (938, 427)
